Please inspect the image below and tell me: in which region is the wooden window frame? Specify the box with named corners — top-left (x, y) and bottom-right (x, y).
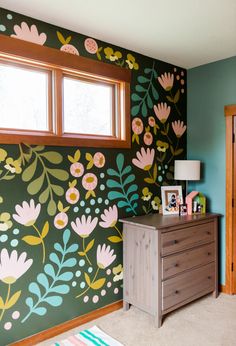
top-left (0, 34), bottom-right (131, 148)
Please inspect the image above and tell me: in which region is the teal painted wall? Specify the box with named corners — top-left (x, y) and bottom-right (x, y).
top-left (187, 56), bottom-right (236, 284)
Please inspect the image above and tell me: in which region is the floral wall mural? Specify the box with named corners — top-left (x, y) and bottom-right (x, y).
top-left (0, 7), bottom-right (186, 345)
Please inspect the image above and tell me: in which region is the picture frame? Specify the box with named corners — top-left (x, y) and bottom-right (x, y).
top-left (161, 185), bottom-right (183, 215)
top-left (179, 203), bottom-right (188, 216)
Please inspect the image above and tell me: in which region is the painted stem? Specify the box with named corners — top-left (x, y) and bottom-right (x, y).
top-left (148, 170), bottom-right (160, 187)
top-left (114, 225), bottom-right (123, 240)
top-left (76, 267), bottom-right (100, 299)
top-left (83, 238), bottom-right (92, 266)
top-left (170, 90), bottom-right (182, 117)
top-left (32, 224), bottom-right (46, 264)
top-left (0, 284), bottom-right (11, 322)
top-left (0, 171), bottom-right (10, 181)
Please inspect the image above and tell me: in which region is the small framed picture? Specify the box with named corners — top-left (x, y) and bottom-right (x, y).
top-left (179, 204), bottom-right (188, 216)
top-left (161, 185), bottom-right (183, 215)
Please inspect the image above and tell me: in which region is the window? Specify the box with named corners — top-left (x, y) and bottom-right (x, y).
top-left (0, 34), bottom-right (131, 148)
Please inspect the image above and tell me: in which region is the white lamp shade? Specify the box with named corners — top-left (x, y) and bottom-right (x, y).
top-left (174, 160), bottom-right (201, 181)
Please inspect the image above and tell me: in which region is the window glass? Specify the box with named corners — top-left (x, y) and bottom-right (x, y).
top-left (63, 76), bottom-right (113, 136)
top-left (0, 63), bottom-right (49, 131)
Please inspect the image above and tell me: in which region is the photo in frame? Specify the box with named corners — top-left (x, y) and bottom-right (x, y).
top-left (161, 185), bottom-right (183, 215)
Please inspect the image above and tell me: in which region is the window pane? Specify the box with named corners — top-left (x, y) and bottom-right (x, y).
top-left (63, 77), bottom-right (113, 136)
top-left (0, 63), bottom-right (48, 131)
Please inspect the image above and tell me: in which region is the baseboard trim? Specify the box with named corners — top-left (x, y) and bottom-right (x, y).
top-left (10, 300), bottom-right (123, 346)
top-left (220, 284), bottom-right (227, 293)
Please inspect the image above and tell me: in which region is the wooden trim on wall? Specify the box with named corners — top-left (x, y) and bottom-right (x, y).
top-left (220, 284), bottom-right (227, 293)
top-left (10, 301), bottom-right (123, 346)
top-left (224, 104), bottom-right (236, 294)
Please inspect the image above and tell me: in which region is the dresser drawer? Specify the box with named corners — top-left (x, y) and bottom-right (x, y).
top-left (162, 242), bottom-right (215, 280)
top-left (162, 262), bottom-right (215, 312)
top-left (161, 222), bottom-right (214, 256)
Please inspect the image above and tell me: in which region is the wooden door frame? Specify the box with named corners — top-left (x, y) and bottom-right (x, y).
top-left (225, 104), bottom-right (236, 294)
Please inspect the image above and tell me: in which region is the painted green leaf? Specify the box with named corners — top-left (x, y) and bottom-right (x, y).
top-left (131, 93), bottom-right (142, 101)
top-left (0, 296), bottom-right (4, 309)
top-left (166, 123), bottom-right (170, 134)
top-left (40, 152), bottom-right (63, 164)
top-left (174, 89), bottom-right (180, 103)
top-left (135, 85), bottom-right (146, 92)
top-left (141, 102), bottom-right (147, 116)
top-left (153, 163), bottom-right (157, 181)
top-left (39, 187), bottom-right (50, 204)
top-left (90, 278), bottom-right (106, 290)
top-left (131, 104), bottom-right (140, 116)
top-left (175, 148), bottom-right (184, 155)
top-left (144, 177), bottom-right (154, 184)
top-left (138, 76), bottom-right (149, 84)
top-left (152, 85), bottom-right (159, 100)
top-left (47, 169), bottom-right (69, 181)
top-left (166, 95), bottom-right (174, 103)
top-left (51, 184), bottom-right (64, 196)
top-left (47, 199), bottom-right (57, 216)
top-left (27, 174), bottom-right (45, 195)
top-left (170, 145), bottom-right (175, 155)
top-left (85, 239), bottom-right (95, 253)
top-left (33, 146), bottom-right (45, 152)
top-left (2, 175), bottom-right (15, 180)
top-left (166, 172), bottom-right (174, 180)
top-left (5, 291), bottom-right (21, 309)
top-left (147, 94), bottom-right (153, 108)
top-left (84, 273), bottom-right (91, 287)
top-left (22, 235), bottom-right (42, 245)
top-left (108, 236), bottom-right (122, 243)
top-left (22, 158), bottom-right (37, 182)
top-left (144, 68), bottom-right (152, 74)
top-left (97, 51), bottom-right (102, 61)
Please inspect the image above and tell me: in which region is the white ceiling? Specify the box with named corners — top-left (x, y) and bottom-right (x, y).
top-left (0, 0), bottom-right (236, 69)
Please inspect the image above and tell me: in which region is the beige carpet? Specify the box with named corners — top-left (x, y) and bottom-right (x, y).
top-left (38, 293), bottom-right (236, 346)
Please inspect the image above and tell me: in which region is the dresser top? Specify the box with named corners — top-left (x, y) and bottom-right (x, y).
top-left (119, 213), bottom-right (219, 230)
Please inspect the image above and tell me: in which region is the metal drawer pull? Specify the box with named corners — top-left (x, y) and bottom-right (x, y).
top-left (173, 239), bottom-right (178, 244)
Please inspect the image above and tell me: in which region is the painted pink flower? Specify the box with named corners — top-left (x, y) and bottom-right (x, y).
top-left (84, 38), bottom-right (98, 54)
top-left (82, 173), bottom-right (98, 191)
top-left (97, 244), bottom-right (116, 269)
top-left (99, 205), bottom-right (118, 228)
top-left (172, 120), bottom-right (187, 138)
top-left (11, 22), bottom-right (47, 45)
top-left (132, 147), bottom-right (155, 171)
top-left (0, 249), bottom-right (33, 284)
top-left (148, 116), bottom-right (156, 127)
top-left (70, 162), bottom-right (84, 177)
top-left (71, 215), bottom-right (98, 238)
top-left (154, 102), bottom-right (171, 123)
top-left (54, 212), bottom-right (68, 230)
top-left (61, 44), bottom-right (79, 55)
top-left (132, 118), bottom-right (143, 135)
top-left (66, 187), bottom-right (80, 204)
top-left (93, 152), bottom-right (105, 168)
top-left (157, 72), bottom-right (174, 91)
top-left (13, 199), bottom-right (41, 227)
top-left (143, 132), bottom-right (153, 146)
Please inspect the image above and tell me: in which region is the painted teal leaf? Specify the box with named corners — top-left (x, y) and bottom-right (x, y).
top-left (133, 202), bottom-right (138, 209)
top-left (44, 264), bottom-right (56, 279)
top-left (22, 158), bottom-right (37, 182)
top-left (57, 272), bottom-right (73, 281)
top-left (118, 201), bottom-right (130, 208)
top-left (131, 104), bottom-right (140, 117)
top-left (49, 253), bottom-right (61, 267)
top-left (40, 152), bottom-right (63, 164)
top-left (152, 85), bottom-right (159, 100)
top-left (153, 69), bottom-right (158, 78)
top-left (54, 243), bottom-right (64, 254)
top-left (37, 273), bottom-right (49, 290)
top-left (144, 68), bottom-right (152, 74)
top-left (63, 229), bottom-right (70, 246)
top-left (138, 76), bottom-right (149, 83)
top-left (106, 179), bottom-right (121, 189)
top-left (27, 174), bottom-right (45, 195)
top-left (131, 93), bottom-right (142, 101)
top-left (44, 296), bottom-right (63, 307)
top-left (106, 168), bottom-right (120, 177)
top-left (33, 307), bottom-right (47, 316)
top-left (130, 193), bottom-right (139, 202)
top-left (126, 207), bottom-right (132, 213)
top-left (126, 184), bottom-right (138, 196)
top-left (147, 94), bottom-right (153, 108)
top-left (141, 102), bottom-right (148, 116)
top-left (116, 153), bottom-right (124, 171)
top-left (121, 165), bottom-right (132, 176)
top-left (25, 297), bottom-right (34, 308)
top-left (51, 284), bottom-right (70, 294)
top-left (108, 191), bottom-right (125, 200)
top-left (61, 258), bottom-right (77, 268)
top-left (66, 244), bottom-right (79, 254)
top-left (135, 85), bottom-right (146, 92)
top-left (47, 169), bottom-right (69, 181)
top-left (28, 283), bottom-right (41, 298)
top-left (123, 174), bottom-right (135, 186)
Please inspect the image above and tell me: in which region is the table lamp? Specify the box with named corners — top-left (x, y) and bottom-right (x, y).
top-left (174, 160), bottom-right (201, 197)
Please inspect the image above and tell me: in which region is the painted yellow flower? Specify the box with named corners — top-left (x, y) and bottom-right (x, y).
top-left (126, 53), bottom-right (139, 70)
top-left (0, 149), bottom-right (7, 162)
top-left (0, 213), bottom-right (12, 231)
top-left (156, 140), bottom-right (169, 152)
top-left (4, 158), bottom-right (22, 174)
top-left (141, 187), bottom-right (153, 201)
top-left (104, 47), bottom-right (122, 62)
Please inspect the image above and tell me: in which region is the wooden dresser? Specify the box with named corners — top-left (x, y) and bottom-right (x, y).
top-left (120, 213), bottom-right (219, 327)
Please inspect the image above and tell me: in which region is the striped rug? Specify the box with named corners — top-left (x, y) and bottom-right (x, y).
top-left (50, 326), bottom-right (124, 346)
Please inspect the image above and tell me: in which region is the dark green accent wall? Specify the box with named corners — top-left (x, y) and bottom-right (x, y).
top-left (188, 56), bottom-right (236, 285)
top-left (0, 7), bottom-right (186, 344)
